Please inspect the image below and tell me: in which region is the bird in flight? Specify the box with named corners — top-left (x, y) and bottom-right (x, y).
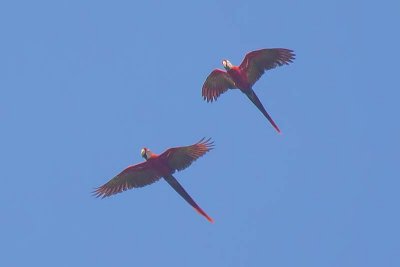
top-left (202, 48), bottom-right (295, 133)
top-left (93, 138), bottom-right (214, 223)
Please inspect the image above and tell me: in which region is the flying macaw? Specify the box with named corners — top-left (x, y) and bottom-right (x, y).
top-left (202, 48), bottom-right (295, 133)
top-left (93, 138), bottom-right (214, 223)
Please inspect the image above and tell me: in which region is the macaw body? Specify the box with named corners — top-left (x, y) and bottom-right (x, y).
top-left (202, 48), bottom-right (295, 133)
top-left (93, 138), bottom-right (214, 223)
top-left (144, 153), bottom-right (173, 176)
top-left (226, 67), bottom-right (251, 90)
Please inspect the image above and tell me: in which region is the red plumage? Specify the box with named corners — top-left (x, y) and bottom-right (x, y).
top-left (93, 138), bottom-right (214, 223)
top-left (202, 48), bottom-right (295, 132)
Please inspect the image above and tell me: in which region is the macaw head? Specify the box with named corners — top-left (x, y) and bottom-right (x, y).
top-left (222, 59), bottom-right (233, 71)
top-left (141, 148), bottom-right (153, 160)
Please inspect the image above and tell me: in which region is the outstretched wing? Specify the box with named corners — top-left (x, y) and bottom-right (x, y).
top-left (240, 48), bottom-right (295, 86)
top-left (93, 161), bottom-right (162, 198)
top-left (202, 69), bottom-right (236, 102)
top-left (159, 138), bottom-right (214, 172)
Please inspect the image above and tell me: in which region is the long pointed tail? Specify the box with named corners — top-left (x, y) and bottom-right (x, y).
top-left (164, 175), bottom-right (214, 223)
top-left (245, 89), bottom-right (281, 133)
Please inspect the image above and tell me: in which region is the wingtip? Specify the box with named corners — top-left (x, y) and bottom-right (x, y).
top-left (198, 137), bottom-right (215, 150)
top-left (91, 188), bottom-right (101, 198)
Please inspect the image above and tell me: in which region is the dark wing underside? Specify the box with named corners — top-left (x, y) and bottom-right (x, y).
top-left (240, 48), bottom-right (295, 86)
top-left (202, 69), bottom-right (237, 102)
top-left (159, 138), bottom-right (214, 172)
top-left (93, 161), bottom-right (162, 198)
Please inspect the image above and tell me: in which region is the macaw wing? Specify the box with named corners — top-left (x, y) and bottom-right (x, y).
top-left (159, 138), bottom-right (214, 172)
top-left (240, 48), bottom-right (295, 86)
top-left (93, 161), bottom-right (162, 198)
top-left (202, 69), bottom-right (236, 102)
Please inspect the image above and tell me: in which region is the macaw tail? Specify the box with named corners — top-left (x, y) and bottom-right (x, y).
top-left (164, 175), bottom-right (214, 223)
top-left (245, 89), bottom-right (281, 133)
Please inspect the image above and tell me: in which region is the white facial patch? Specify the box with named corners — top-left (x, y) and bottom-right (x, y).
top-left (141, 148), bottom-right (152, 159)
top-left (223, 60), bottom-right (232, 70)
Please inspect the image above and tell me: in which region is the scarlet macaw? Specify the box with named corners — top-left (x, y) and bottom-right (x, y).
top-left (93, 138), bottom-right (214, 223)
top-left (202, 48), bottom-right (295, 133)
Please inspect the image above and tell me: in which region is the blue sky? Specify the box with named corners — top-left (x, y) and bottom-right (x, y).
top-left (1, 0), bottom-right (399, 266)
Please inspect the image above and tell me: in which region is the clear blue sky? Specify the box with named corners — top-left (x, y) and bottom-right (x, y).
top-left (1, 1), bottom-right (399, 266)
